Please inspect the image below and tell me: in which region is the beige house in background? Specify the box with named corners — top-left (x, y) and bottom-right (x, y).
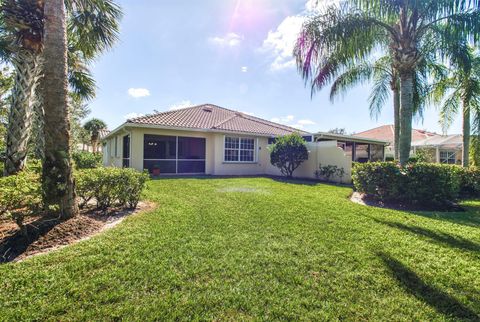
top-left (356, 125), bottom-right (463, 164)
top-left (102, 104), bottom-right (386, 182)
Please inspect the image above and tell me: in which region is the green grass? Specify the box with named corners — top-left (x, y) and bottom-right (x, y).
top-left (1, 177), bottom-right (479, 321)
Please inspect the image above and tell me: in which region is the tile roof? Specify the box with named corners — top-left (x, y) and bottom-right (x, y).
top-left (411, 134), bottom-right (463, 149)
top-left (355, 125), bottom-right (438, 144)
top-left (126, 104), bottom-right (309, 136)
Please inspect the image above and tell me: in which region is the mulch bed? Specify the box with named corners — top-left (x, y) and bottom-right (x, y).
top-left (0, 202), bottom-right (154, 263)
top-left (350, 192), bottom-right (464, 212)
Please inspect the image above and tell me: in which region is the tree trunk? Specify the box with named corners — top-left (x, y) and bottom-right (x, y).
top-left (4, 50), bottom-right (41, 175)
top-left (399, 70), bottom-right (414, 166)
top-left (462, 101), bottom-right (470, 167)
top-left (393, 85), bottom-right (400, 161)
top-left (42, 0), bottom-right (78, 218)
top-left (30, 83), bottom-right (45, 160)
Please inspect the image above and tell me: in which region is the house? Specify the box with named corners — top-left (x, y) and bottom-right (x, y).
top-left (313, 132), bottom-right (388, 162)
top-left (356, 124), bottom-right (463, 164)
top-left (102, 104), bottom-right (386, 182)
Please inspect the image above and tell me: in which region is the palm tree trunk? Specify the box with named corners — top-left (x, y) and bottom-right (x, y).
top-left (399, 70), bottom-right (414, 166)
top-left (462, 101), bottom-right (470, 167)
top-left (393, 86), bottom-right (400, 161)
top-left (42, 0), bottom-right (78, 218)
top-left (4, 50), bottom-right (41, 175)
top-left (30, 84), bottom-right (45, 160)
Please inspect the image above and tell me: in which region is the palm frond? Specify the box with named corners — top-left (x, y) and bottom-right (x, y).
top-left (439, 89), bottom-right (461, 134)
top-left (368, 67), bottom-right (391, 120)
top-left (329, 62), bottom-right (375, 102)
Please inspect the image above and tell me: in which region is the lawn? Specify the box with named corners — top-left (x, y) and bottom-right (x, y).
top-left (1, 177), bottom-right (479, 321)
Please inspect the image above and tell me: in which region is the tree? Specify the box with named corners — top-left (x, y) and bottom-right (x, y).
top-left (269, 133), bottom-right (309, 177)
top-left (83, 118), bottom-right (107, 153)
top-left (0, 67), bottom-right (13, 154)
top-left (0, 0), bottom-right (121, 174)
top-left (41, 0), bottom-right (78, 218)
top-left (431, 46), bottom-right (480, 167)
top-left (328, 127), bottom-right (346, 135)
top-left (328, 54), bottom-right (444, 160)
top-left (471, 135), bottom-right (480, 166)
top-left (295, 1), bottom-right (480, 165)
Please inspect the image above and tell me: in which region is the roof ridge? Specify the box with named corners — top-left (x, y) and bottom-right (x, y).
top-left (239, 113), bottom-right (307, 134)
top-left (127, 103), bottom-right (213, 122)
top-left (212, 114), bottom-right (238, 129)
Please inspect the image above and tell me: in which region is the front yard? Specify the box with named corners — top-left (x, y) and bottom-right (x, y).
top-left (1, 177), bottom-right (479, 320)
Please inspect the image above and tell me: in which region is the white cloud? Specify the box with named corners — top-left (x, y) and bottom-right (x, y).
top-left (241, 111), bottom-right (255, 116)
top-left (127, 88), bottom-right (150, 98)
top-left (208, 32), bottom-right (243, 47)
top-left (270, 115), bottom-right (316, 129)
top-left (297, 119), bottom-right (316, 125)
top-left (260, 15), bottom-right (304, 71)
top-left (260, 0), bottom-right (340, 71)
top-left (124, 112), bottom-right (144, 120)
top-left (168, 100), bottom-right (194, 110)
top-left (241, 66), bottom-right (248, 72)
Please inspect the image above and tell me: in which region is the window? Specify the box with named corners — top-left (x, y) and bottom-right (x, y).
top-left (114, 136), bottom-right (118, 157)
top-left (440, 151), bottom-right (456, 164)
top-left (143, 135), bottom-right (206, 174)
top-left (224, 136), bottom-right (255, 162)
top-left (122, 135), bottom-right (130, 167)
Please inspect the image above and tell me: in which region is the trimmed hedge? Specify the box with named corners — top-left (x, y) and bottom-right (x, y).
top-left (459, 166), bottom-right (480, 197)
top-left (0, 170), bottom-right (42, 234)
top-left (76, 167), bottom-right (149, 210)
top-left (352, 162), bottom-right (462, 207)
top-left (73, 151), bottom-right (103, 169)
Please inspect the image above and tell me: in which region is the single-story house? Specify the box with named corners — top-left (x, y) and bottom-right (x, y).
top-left (356, 124), bottom-right (463, 164)
top-left (102, 104), bottom-right (386, 182)
top-left (313, 132), bottom-right (388, 162)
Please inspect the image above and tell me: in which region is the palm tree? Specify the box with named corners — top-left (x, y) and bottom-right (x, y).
top-left (294, 1), bottom-right (480, 165)
top-left (431, 46), bottom-right (480, 167)
top-left (328, 53), bottom-right (445, 160)
top-left (42, 0), bottom-right (78, 218)
top-left (0, 0), bottom-right (121, 174)
top-left (0, 0), bottom-right (43, 175)
top-left (83, 118), bottom-right (107, 153)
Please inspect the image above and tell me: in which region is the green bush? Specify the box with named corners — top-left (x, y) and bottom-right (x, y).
top-left (76, 167), bottom-right (149, 210)
top-left (0, 171), bottom-right (42, 234)
top-left (72, 151), bottom-right (103, 169)
top-left (269, 133), bottom-right (308, 177)
top-left (352, 162), bottom-right (462, 207)
top-left (459, 166), bottom-right (480, 197)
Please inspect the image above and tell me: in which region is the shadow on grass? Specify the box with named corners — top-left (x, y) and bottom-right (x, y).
top-left (374, 219), bottom-right (480, 253)
top-left (378, 252), bottom-right (478, 320)
top-left (408, 210), bottom-right (480, 229)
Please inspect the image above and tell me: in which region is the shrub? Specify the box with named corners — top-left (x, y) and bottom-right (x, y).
top-left (0, 171), bottom-right (42, 235)
top-left (459, 166), bottom-right (480, 197)
top-left (269, 133), bottom-right (308, 177)
top-left (73, 151), bottom-right (103, 169)
top-left (76, 167), bottom-right (149, 210)
top-left (314, 164), bottom-right (345, 182)
top-left (352, 162), bottom-right (462, 207)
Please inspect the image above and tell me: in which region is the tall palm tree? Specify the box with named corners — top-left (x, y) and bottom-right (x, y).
top-left (328, 53), bottom-right (445, 160)
top-left (294, 1), bottom-right (480, 165)
top-left (83, 118), bottom-right (107, 153)
top-left (432, 46), bottom-right (480, 167)
top-left (0, 0), bottom-right (121, 175)
top-left (1, 0), bottom-right (43, 175)
top-left (42, 0), bottom-right (78, 218)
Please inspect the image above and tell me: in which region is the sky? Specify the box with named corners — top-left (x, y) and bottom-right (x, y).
top-left (88, 0), bottom-right (463, 135)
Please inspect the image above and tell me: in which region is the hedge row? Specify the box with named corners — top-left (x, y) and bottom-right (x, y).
top-left (72, 151), bottom-right (103, 169)
top-left (0, 167), bottom-right (149, 232)
top-left (352, 162), bottom-right (479, 207)
top-left (76, 167), bottom-right (149, 210)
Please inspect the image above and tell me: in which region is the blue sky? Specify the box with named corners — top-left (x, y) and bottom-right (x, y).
top-left (88, 0), bottom-right (463, 135)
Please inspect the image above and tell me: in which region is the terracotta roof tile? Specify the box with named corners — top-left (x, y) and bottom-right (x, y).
top-left (355, 125), bottom-right (438, 143)
top-left (127, 104), bottom-right (308, 136)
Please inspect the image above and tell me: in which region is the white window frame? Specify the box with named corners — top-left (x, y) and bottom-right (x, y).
top-left (439, 150), bottom-right (456, 164)
top-left (223, 136), bottom-right (256, 163)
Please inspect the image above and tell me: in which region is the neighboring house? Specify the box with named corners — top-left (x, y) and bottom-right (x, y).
top-left (103, 104), bottom-right (385, 182)
top-left (313, 132), bottom-right (388, 162)
top-left (356, 124), bottom-right (463, 164)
